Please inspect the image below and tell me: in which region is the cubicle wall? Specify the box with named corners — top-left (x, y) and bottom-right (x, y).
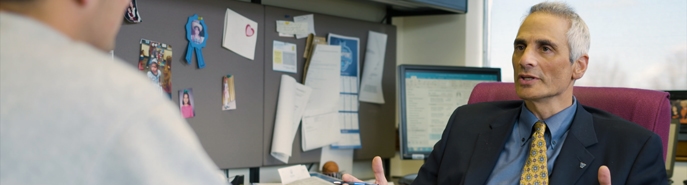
top-left (262, 6), bottom-right (397, 166)
top-left (115, 0), bottom-right (265, 169)
top-left (114, 0), bottom-right (395, 169)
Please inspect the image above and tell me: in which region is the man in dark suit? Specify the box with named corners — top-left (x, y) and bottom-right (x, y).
top-left (344, 2), bottom-right (667, 185)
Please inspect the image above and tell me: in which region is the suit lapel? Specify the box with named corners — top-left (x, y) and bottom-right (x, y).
top-left (550, 105), bottom-right (598, 184)
top-left (463, 107), bottom-right (520, 185)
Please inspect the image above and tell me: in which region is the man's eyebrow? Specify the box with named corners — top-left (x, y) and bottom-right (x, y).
top-left (535, 39), bottom-right (558, 49)
top-left (513, 39), bottom-right (526, 45)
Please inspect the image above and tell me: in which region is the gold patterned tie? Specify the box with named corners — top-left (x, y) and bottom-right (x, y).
top-left (520, 121), bottom-right (548, 185)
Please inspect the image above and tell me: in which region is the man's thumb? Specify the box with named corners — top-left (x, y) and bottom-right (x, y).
top-left (598, 165), bottom-right (611, 185)
top-left (372, 156), bottom-right (388, 184)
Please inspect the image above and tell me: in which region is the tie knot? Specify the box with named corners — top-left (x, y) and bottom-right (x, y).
top-left (534, 121), bottom-right (546, 133)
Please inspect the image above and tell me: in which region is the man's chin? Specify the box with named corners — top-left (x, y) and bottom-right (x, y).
top-left (516, 89), bottom-right (541, 101)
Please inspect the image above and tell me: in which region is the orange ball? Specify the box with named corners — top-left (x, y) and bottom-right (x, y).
top-left (322, 161), bottom-right (339, 174)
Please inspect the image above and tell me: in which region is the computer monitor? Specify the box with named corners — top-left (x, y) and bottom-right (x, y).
top-left (398, 65), bottom-right (501, 159)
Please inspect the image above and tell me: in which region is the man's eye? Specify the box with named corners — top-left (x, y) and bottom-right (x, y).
top-left (515, 45), bottom-right (525, 50)
top-left (542, 46), bottom-right (552, 52)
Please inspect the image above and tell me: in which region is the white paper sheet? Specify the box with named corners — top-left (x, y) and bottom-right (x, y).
top-left (301, 45), bottom-right (342, 151)
top-left (319, 146), bottom-right (353, 174)
top-left (271, 75), bottom-right (312, 163)
top-left (222, 8), bottom-right (258, 60)
top-left (272, 41), bottom-right (298, 73)
top-left (278, 165), bottom-right (311, 184)
top-left (303, 45), bottom-right (341, 117)
top-left (301, 112), bottom-right (341, 152)
top-left (359, 31), bottom-right (388, 104)
top-left (294, 14), bottom-right (316, 39)
top-left (279, 33), bottom-right (294, 37)
top-left (276, 21), bottom-right (308, 36)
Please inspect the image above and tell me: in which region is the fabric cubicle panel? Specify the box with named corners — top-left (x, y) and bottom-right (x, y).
top-left (262, 6), bottom-right (397, 166)
top-left (114, 0), bottom-right (265, 169)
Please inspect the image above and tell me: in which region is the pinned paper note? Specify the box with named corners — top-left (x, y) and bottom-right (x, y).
top-left (276, 20), bottom-right (308, 35)
top-left (301, 45), bottom-right (343, 152)
top-left (294, 14), bottom-right (315, 39)
top-left (359, 31), bottom-right (388, 104)
top-left (302, 112), bottom-right (341, 152)
top-left (272, 40), bottom-right (298, 73)
top-left (223, 8), bottom-right (258, 60)
top-left (271, 75), bottom-right (312, 163)
top-left (328, 33), bottom-right (362, 149)
top-left (303, 45), bottom-right (341, 117)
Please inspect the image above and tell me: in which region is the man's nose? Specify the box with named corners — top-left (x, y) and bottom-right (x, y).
top-left (518, 47), bottom-right (537, 70)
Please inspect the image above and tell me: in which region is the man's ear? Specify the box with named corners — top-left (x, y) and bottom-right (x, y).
top-left (572, 54), bottom-right (589, 80)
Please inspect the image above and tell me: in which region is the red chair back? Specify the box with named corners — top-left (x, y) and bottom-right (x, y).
top-left (468, 82), bottom-right (671, 160)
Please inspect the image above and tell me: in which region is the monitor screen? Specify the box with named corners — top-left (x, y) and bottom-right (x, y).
top-left (399, 65), bottom-right (500, 159)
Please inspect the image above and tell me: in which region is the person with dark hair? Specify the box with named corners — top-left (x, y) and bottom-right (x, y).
top-left (181, 90), bottom-right (194, 118)
top-left (344, 2), bottom-right (667, 185)
top-left (0, 0), bottom-right (226, 184)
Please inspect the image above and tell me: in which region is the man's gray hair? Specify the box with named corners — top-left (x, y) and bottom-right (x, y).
top-left (529, 2), bottom-right (590, 63)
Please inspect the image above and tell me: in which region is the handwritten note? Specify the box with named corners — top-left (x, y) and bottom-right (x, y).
top-left (276, 20), bottom-right (308, 35)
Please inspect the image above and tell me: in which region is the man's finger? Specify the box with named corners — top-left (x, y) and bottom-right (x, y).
top-left (598, 165), bottom-right (612, 185)
top-left (372, 156), bottom-right (388, 185)
top-left (342, 174), bottom-right (362, 182)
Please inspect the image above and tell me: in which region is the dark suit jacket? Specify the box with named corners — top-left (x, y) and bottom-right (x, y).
top-left (412, 101), bottom-right (667, 185)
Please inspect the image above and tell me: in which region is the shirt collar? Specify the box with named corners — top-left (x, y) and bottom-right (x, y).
top-left (518, 97), bottom-right (578, 142)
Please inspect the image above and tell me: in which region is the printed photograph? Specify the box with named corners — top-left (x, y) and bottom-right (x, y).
top-left (669, 94), bottom-right (687, 161)
top-left (179, 88), bottom-right (195, 119)
top-left (138, 39), bottom-right (172, 98)
top-left (671, 99), bottom-right (687, 143)
top-left (190, 20), bottom-right (205, 45)
top-left (672, 99), bottom-right (687, 125)
top-left (222, 75), bottom-right (237, 111)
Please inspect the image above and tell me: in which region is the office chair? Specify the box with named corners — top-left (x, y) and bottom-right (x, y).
top-left (467, 82), bottom-right (672, 160)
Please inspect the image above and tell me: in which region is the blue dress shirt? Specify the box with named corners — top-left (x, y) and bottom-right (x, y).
top-left (486, 98), bottom-right (578, 184)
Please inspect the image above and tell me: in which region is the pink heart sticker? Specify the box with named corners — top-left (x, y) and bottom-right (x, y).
top-left (245, 24), bottom-right (255, 37)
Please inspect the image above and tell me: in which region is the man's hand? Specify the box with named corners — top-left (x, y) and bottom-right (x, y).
top-left (598, 165), bottom-right (611, 185)
top-left (341, 156), bottom-right (388, 185)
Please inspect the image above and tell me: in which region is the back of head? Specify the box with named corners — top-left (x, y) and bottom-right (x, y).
top-left (0, 0), bottom-right (130, 51)
top-left (528, 2), bottom-right (590, 63)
